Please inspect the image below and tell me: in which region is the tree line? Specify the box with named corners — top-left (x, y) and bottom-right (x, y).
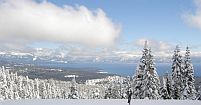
top-left (132, 41), bottom-right (200, 100)
top-left (0, 41), bottom-right (201, 100)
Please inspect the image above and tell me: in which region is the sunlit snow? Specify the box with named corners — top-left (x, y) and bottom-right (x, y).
top-left (1, 99), bottom-right (201, 105)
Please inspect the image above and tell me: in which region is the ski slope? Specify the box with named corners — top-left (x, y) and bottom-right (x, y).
top-left (0, 99), bottom-right (201, 105)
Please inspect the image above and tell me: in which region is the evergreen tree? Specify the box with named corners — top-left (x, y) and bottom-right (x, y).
top-left (171, 45), bottom-right (184, 99)
top-left (133, 41), bottom-right (149, 99)
top-left (33, 78), bottom-right (40, 99)
top-left (160, 73), bottom-right (171, 99)
top-left (40, 81), bottom-right (47, 99)
top-left (182, 46), bottom-right (196, 100)
top-left (68, 76), bottom-right (79, 99)
top-left (104, 82), bottom-right (120, 99)
top-left (91, 88), bottom-right (100, 99)
top-left (142, 48), bottom-right (160, 99)
top-left (104, 86), bottom-right (112, 99)
top-left (133, 41), bottom-right (160, 99)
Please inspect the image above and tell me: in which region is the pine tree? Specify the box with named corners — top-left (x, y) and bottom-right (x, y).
top-left (33, 78), bottom-right (40, 99)
top-left (17, 76), bottom-right (24, 99)
top-left (133, 41), bottom-right (149, 99)
top-left (0, 66), bottom-right (9, 100)
top-left (24, 76), bottom-right (32, 99)
top-left (171, 45), bottom-right (184, 99)
top-left (160, 73), bottom-right (171, 99)
top-left (68, 76), bottom-right (79, 99)
top-left (142, 48), bottom-right (160, 99)
top-left (104, 85), bottom-right (112, 99)
top-left (133, 41), bottom-right (160, 99)
top-left (91, 88), bottom-right (100, 99)
top-left (182, 46), bottom-right (196, 100)
top-left (40, 81), bottom-right (47, 99)
top-left (104, 81), bottom-right (120, 99)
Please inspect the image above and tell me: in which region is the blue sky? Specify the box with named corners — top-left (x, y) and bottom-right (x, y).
top-left (47, 0), bottom-right (200, 43)
top-left (1, 0), bottom-right (201, 56)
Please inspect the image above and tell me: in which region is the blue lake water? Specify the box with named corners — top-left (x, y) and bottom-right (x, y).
top-left (36, 62), bottom-right (201, 77)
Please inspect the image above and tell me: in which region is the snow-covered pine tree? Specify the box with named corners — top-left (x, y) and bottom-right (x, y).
top-left (91, 88), bottom-right (101, 99)
top-left (112, 81), bottom-right (122, 99)
top-left (104, 85), bottom-right (112, 99)
top-left (0, 66), bottom-right (9, 100)
top-left (104, 81), bottom-right (121, 99)
top-left (55, 86), bottom-right (62, 99)
top-left (49, 79), bottom-right (57, 99)
top-left (46, 82), bottom-right (52, 99)
top-left (118, 78), bottom-right (125, 99)
top-left (68, 76), bottom-right (79, 99)
top-left (133, 41), bottom-right (149, 99)
top-left (182, 46), bottom-right (196, 100)
top-left (24, 76), bottom-right (31, 99)
top-left (142, 47), bottom-right (160, 99)
top-left (0, 85), bottom-right (3, 100)
top-left (133, 41), bottom-right (160, 99)
top-left (40, 81), bottom-right (48, 99)
top-left (171, 45), bottom-right (184, 99)
top-left (121, 79), bottom-right (128, 99)
top-left (33, 78), bottom-right (40, 99)
top-left (160, 73), bottom-right (171, 99)
top-left (0, 66), bottom-right (75, 100)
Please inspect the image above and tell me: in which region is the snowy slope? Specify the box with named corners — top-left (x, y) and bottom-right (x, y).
top-left (0, 99), bottom-right (201, 105)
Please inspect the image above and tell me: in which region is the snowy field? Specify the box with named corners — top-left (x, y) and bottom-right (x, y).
top-left (0, 99), bottom-right (201, 105)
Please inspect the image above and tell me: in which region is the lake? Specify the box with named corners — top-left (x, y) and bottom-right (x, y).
top-left (36, 62), bottom-right (201, 77)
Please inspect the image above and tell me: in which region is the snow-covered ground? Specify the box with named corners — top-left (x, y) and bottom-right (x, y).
top-left (0, 99), bottom-right (201, 105)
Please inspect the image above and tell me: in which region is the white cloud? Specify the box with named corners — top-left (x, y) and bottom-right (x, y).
top-left (135, 38), bottom-right (173, 51)
top-left (183, 0), bottom-right (201, 30)
top-left (134, 38), bottom-right (174, 57)
top-left (134, 39), bottom-right (201, 58)
top-left (0, 0), bottom-right (121, 49)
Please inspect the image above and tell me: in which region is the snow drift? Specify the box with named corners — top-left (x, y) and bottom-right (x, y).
top-left (0, 99), bottom-right (201, 105)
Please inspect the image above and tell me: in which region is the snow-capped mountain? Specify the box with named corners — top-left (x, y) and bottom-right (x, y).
top-left (0, 48), bottom-right (201, 64)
